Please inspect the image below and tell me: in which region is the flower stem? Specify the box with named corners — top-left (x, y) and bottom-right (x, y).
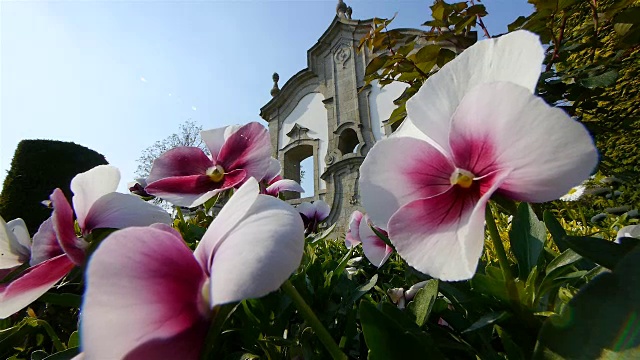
top-left (200, 303), bottom-right (238, 360)
top-left (281, 280), bottom-right (347, 360)
top-left (485, 205), bottom-right (519, 304)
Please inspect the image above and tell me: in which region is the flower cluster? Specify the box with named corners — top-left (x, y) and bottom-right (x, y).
top-left (1, 165), bottom-right (170, 318)
top-left (80, 178), bottom-right (304, 358)
top-left (0, 29), bottom-right (602, 359)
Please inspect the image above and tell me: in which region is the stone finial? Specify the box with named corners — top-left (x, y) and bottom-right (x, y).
top-left (345, 6), bottom-right (352, 19)
top-left (336, 0), bottom-right (347, 18)
top-left (270, 72), bottom-right (280, 97)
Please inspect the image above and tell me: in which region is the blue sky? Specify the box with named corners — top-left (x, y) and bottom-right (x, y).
top-left (0, 0), bottom-right (533, 194)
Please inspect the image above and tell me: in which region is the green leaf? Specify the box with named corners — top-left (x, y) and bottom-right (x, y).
top-left (523, 265), bottom-right (539, 307)
top-left (407, 279), bottom-right (438, 327)
top-left (436, 48), bottom-right (456, 68)
top-left (453, 15), bottom-right (477, 34)
top-left (557, 0), bottom-right (579, 10)
top-left (563, 236), bottom-right (638, 269)
top-left (311, 223), bottom-right (336, 243)
top-left (600, 347), bottom-right (640, 359)
top-left (365, 55), bottom-right (389, 76)
top-left (203, 192), bottom-right (220, 213)
top-left (359, 301), bottom-right (445, 359)
top-left (430, 1), bottom-right (446, 21)
top-left (31, 350), bottom-right (48, 360)
top-left (42, 348), bottom-right (79, 360)
top-left (396, 43), bottom-right (415, 57)
top-left (462, 311), bottom-right (509, 333)
top-left (614, 7), bottom-right (640, 25)
top-left (543, 210), bottom-right (568, 252)
top-left (414, 45), bottom-right (440, 63)
top-left (534, 247), bottom-right (640, 359)
top-left (67, 331), bottom-right (79, 348)
top-left (370, 223), bottom-right (393, 248)
top-left (579, 70), bottom-right (619, 89)
top-left (546, 249), bottom-right (582, 274)
top-left (0, 319), bottom-right (43, 358)
top-left (387, 103), bottom-right (407, 126)
top-left (510, 203), bottom-right (546, 279)
top-left (497, 325), bottom-right (527, 360)
top-left (346, 274), bottom-right (378, 305)
top-left (614, 23), bottom-right (634, 36)
top-left (508, 16), bottom-right (528, 32)
top-left (35, 319), bottom-right (66, 352)
top-left (466, 4), bottom-right (487, 16)
top-left (471, 274), bottom-right (508, 302)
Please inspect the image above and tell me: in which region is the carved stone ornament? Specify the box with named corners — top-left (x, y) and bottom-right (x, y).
top-left (325, 149), bottom-right (341, 165)
top-left (334, 45), bottom-right (351, 68)
top-left (286, 123), bottom-right (312, 143)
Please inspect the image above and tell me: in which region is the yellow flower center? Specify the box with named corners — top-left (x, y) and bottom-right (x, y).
top-left (197, 277), bottom-right (212, 317)
top-left (207, 165), bottom-right (225, 183)
top-left (450, 169), bottom-right (475, 189)
top-left (201, 278), bottom-right (211, 305)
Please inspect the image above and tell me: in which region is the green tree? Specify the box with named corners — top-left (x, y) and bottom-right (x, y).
top-left (0, 140), bottom-right (108, 234)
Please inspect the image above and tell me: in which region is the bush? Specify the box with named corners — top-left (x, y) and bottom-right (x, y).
top-left (0, 140), bottom-right (108, 234)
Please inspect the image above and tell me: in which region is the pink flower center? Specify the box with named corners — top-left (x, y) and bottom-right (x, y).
top-left (450, 168), bottom-right (475, 189)
top-left (206, 165), bottom-right (225, 183)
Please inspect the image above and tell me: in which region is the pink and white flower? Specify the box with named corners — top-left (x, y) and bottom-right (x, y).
top-left (297, 200), bottom-right (331, 234)
top-left (345, 211), bottom-right (393, 268)
top-left (0, 217), bottom-right (31, 272)
top-left (145, 122), bottom-right (272, 207)
top-left (0, 165), bottom-right (170, 318)
top-left (80, 178), bottom-right (304, 359)
top-left (261, 158), bottom-right (304, 197)
top-left (359, 31), bottom-right (598, 281)
top-left (345, 211), bottom-right (365, 248)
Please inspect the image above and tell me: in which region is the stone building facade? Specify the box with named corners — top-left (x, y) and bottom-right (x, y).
top-left (260, 3), bottom-right (462, 233)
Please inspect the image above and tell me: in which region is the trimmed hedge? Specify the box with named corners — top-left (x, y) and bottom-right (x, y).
top-left (0, 140), bottom-right (108, 235)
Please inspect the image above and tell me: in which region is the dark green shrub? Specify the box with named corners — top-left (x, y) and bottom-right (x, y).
top-left (0, 140), bottom-right (108, 235)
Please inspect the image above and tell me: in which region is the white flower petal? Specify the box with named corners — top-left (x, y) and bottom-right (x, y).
top-left (200, 127), bottom-right (227, 162)
top-left (83, 193), bottom-right (172, 233)
top-left (0, 217), bottom-right (30, 269)
top-left (208, 196), bottom-right (304, 306)
top-left (617, 225), bottom-right (640, 242)
top-left (403, 30), bottom-right (545, 154)
top-left (449, 82), bottom-right (598, 202)
top-left (71, 165), bottom-right (121, 230)
top-left (193, 178), bottom-right (260, 271)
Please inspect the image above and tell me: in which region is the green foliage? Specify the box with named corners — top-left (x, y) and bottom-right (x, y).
top-left (510, 203), bottom-right (546, 279)
top-left (0, 140), bottom-right (107, 234)
top-left (511, 0), bottom-right (640, 178)
top-left (360, 301), bottom-right (445, 359)
top-left (357, 0), bottom-right (481, 127)
top-left (535, 246), bottom-right (640, 358)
